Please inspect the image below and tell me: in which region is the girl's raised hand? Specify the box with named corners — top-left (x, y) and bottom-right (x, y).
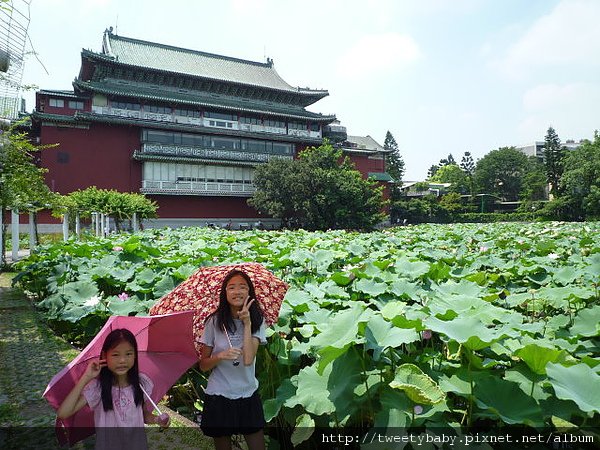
top-left (238, 295), bottom-right (255, 326)
top-left (83, 358), bottom-right (105, 381)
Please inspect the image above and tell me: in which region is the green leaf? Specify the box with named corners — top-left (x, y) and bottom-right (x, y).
top-left (473, 377), bottom-right (544, 426)
top-left (569, 306), bottom-right (600, 338)
top-left (389, 364), bottom-right (445, 405)
top-left (152, 275), bottom-right (175, 298)
top-left (423, 316), bottom-right (501, 350)
top-left (515, 343), bottom-right (567, 375)
top-left (291, 414), bottom-right (314, 447)
top-left (263, 379), bottom-right (296, 422)
top-left (354, 278), bottom-right (388, 297)
top-left (546, 363), bottom-right (600, 413)
top-left (284, 364), bottom-right (336, 415)
top-left (365, 315), bottom-right (419, 360)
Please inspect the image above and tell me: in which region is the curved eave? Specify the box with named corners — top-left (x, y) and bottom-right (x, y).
top-left (72, 111), bottom-right (324, 144)
top-left (80, 49), bottom-right (329, 106)
top-left (31, 111), bottom-right (82, 125)
top-left (74, 80), bottom-right (335, 124)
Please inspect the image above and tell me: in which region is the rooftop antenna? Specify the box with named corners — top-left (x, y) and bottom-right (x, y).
top-left (0, 0), bottom-right (32, 119)
top-left (115, 14), bottom-right (118, 34)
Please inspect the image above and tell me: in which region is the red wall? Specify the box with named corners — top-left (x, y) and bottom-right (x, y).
top-left (348, 154), bottom-right (386, 178)
top-left (150, 195), bottom-right (261, 219)
top-left (40, 122), bottom-right (142, 194)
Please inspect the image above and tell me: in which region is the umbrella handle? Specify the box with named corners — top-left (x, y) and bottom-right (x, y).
top-left (140, 384), bottom-right (162, 415)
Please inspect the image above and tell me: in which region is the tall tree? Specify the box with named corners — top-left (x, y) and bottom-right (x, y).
top-left (543, 127), bottom-right (566, 197)
top-left (383, 131), bottom-right (405, 183)
top-left (0, 122), bottom-right (55, 265)
top-left (250, 141), bottom-right (385, 230)
top-left (557, 133), bottom-right (600, 219)
top-left (460, 151), bottom-right (475, 176)
top-left (430, 164), bottom-right (469, 194)
top-left (427, 164), bottom-right (439, 178)
top-left (438, 154), bottom-right (456, 167)
top-left (473, 147), bottom-right (529, 201)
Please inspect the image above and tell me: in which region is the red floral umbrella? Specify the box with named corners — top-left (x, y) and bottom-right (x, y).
top-left (149, 262), bottom-right (288, 353)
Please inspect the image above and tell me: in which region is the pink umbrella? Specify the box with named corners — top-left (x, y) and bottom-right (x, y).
top-left (43, 310), bottom-right (197, 446)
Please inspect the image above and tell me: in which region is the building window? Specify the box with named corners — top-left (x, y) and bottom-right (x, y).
top-left (68, 100), bottom-right (84, 110)
top-left (263, 119), bottom-right (285, 128)
top-left (112, 100), bottom-right (141, 110)
top-left (205, 111), bottom-right (238, 121)
top-left (174, 108), bottom-right (201, 118)
top-left (57, 151), bottom-right (70, 164)
top-left (145, 104), bottom-right (172, 114)
top-left (49, 98), bottom-right (64, 108)
top-left (310, 123), bottom-right (320, 132)
top-left (240, 116), bottom-right (261, 125)
top-left (288, 121), bottom-right (306, 130)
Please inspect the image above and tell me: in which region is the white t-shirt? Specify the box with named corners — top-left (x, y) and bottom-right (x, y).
top-left (200, 316), bottom-right (266, 399)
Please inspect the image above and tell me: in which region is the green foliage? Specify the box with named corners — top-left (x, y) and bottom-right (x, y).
top-left (12, 223), bottom-right (600, 445)
top-left (521, 156), bottom-right (548, 202)
top-left (473, 147), bottom-right (530, 201)
top-left (430, 164), bottom-right (469, 194)
top-left (552, 133), bottom-right (600, 220)
top-left (249, 141), bottom-right (386, 230)
top-left (544, 127), bottom-right (566, 197)
top-left (383, 131), bottom-right (405, 183)
top-left (53, 187), bottom-right (158, 231)
top-left (0, 122), bottom-right (58, 265)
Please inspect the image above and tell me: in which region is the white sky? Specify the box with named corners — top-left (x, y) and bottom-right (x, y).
top-left (18, 0), bottom-right (600, 180)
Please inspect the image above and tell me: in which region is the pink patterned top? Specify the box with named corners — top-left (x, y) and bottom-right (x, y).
top-left (82, 373), bottom-right (153, 449)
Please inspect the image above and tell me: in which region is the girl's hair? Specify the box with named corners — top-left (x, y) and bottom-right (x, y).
top-left (99, 328), bottom-right (143, 411)
top-left (211, 269), bottom-right (264, 334)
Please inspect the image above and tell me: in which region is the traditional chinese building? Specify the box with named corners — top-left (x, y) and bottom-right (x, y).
top-left (32, 29), bottom-right (389, 229)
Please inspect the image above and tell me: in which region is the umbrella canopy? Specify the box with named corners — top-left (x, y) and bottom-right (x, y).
top-left (150, 262), bottom-right (288, 352)
top-left (43, 310), bottom-right (197, 446)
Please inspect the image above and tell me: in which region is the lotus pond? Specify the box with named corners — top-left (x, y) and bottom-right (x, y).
top-left (13, 222), bottom-right (600, 448)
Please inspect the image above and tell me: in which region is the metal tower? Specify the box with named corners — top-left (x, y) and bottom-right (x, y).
top-left (0, 0), bottom-right (31, 120)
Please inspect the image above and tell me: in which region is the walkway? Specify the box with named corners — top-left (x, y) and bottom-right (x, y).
top-left (0, 272), bottom-right (216, 449)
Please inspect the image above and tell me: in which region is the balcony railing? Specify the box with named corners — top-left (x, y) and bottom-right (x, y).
top-left (90, 105), bottom-right (322, 139)
top-left (141, 180), bottom-right (256, 196)
top-left (139, 143), bottom-right (293, 164)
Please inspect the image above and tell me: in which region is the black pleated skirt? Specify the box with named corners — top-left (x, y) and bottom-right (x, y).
top-left (200, 390), bottom-right (265, 437)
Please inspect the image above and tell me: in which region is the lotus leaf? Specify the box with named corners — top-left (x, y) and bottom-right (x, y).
top-left (389, 363), bottom-right (445, 405)
top-left (546, 363), bottom-right (600, 413)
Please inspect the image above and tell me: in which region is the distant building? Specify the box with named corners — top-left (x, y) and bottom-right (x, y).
top-left (323, 121), bottom-right (392, 199)
top-left (400, 181), bottom-right (451, 197)
top-left (516, 139), bottom-right (585, 160)
top-left (32, 28), bottom-right (341, 229)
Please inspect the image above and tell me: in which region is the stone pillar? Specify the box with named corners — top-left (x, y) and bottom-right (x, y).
top-left (29, 212), bottom-right (36, 250)
top-left (132, 212), bottom-right (139, 232)
top-left (75, 212), bottom-right (81, 238)
top-left (11, 209), bottom-right (19, 261)
top-left (62, 212), bottom-right (69, 242)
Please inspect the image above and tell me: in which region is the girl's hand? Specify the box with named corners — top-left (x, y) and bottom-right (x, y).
top-left (157, 412), bottom-right (170, 428)
top-left (238, 296), bottom-right (255, 326)
top-left (83, 359), bottom-right (105, 382)
top-left (218, 347), bottom-right (242, 361)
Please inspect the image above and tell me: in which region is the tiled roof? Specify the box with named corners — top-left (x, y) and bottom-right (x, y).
top-left (97, 30), bottom-right (328, 98)
top-left (345, 135), bottom-right (386, 152)
top-left (74, 79), bottom-right (335, 122)
top-left (368, 172), bottom-right (393, 182)
top-left (38, 90), bottom-right (82, 99)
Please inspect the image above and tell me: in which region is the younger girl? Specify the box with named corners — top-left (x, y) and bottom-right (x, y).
top-left (199, 269), bottom-right (267, 450)
top-left (57, 328), bottom-right (169, 449)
